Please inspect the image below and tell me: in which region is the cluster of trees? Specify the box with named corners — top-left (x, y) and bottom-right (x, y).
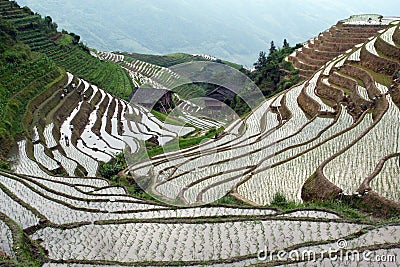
top-left (42, 15), bottom-right (58, 34)
top-left (98, 152), bottom-right (127, 179)
top-left (250, 39), bottom-right (303, 97)
top-left (218, 39), bottom-right (302, 116)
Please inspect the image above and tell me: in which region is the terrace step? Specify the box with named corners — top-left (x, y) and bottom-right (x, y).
top-left (287, 16), bottom-right (392, 79)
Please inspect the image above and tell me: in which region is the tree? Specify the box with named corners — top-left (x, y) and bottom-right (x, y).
top-left (70, 32), bottom-right (80, 44)
top-left (44, 16), bottom-right (52, 26)
top-left (254, 51), bottom-right (267, 71)
top-left (283, 39), bottom-right (289, 48)
top-left (269, 41), bottom-right (276, 55)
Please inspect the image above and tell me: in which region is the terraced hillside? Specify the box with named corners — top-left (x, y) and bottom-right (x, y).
top-left (0, 0), bottom-right (133, 99)
top-left (2, 0), bottom-right (400, 265)
top-left (5, 166), bottom-right (400, 266)
top-left (10, 71), bottom-right (208, 177)
top-left (96, 50), bottom-right (237, 100)
top-left (0, 12), bottom-right (65, 160)
top-left (130, 19), bottom-right (400, 215)
top-left (120, 52), bottom-right (216, 68)
top-left (3, 68), bottom-right (398, 266)
top-left (287, 15), bottom-right (395, 78)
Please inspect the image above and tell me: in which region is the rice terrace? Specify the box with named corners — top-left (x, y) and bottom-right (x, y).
top-left (1, 0), bottom-right (400, 266)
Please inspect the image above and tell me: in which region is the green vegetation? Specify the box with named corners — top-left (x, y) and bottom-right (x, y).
top-left (56, 33), bottom-right (72, 45)
top-left (0, 160), bottom-right (11, 170)
top-left (150, 109), bottom-right (188, 126)
top-left (123, 52), bottom-right (207, 67)
top-left (270, 192), bottom-right (367, 220)
top-left (145, 126), bottom-right (224, 159)
top-left (98, 152), bottom-right (158, 201)
top-left (219, 59), bottom-right (244, 70)
top-left (0, 16), bottom-right (62, 157)
top-left (98, 152), bottom-right (127, 179)
top-left (111, 174), bottom-right (156, 201)
top-left (226, 94), bottom-right (252, 117)
top-left (129, 126), bottom-right (223, 163)
top-left (124, 52), bottom-right (244, 70)
top-left (251, 39), bottom-right (303, 96)
top-left (0, 212), bottom-right (46, 267)
top-left (0, 0), bottom-right (134, 100)
top-left (355, 63), bottom-right (392, 87)
top-left (172, 83), bottom-right (207, 99)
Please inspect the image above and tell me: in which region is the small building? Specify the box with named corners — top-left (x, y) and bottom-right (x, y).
top-left (205, 86), bottom-right (236, 111)
top-left (131, 87), bottom-right (173, 112)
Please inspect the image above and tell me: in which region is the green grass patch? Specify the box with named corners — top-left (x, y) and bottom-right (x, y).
top-left (270, 192), bottom-right (367, 220)
top-left (355, 63), bottom-right (392, 87)
top-left (0, 160), bottom-right (11, 171)
top-left (145, 126), bottom-right (224, 159)
top-left (150, 109), bottom-right (187, 126)
top-left (0, 212), bottom-right (46, 267)
top-left (56, 33), bottom-right (73, 45)
top-left (110, 174), bottom-right (158, 202)
top-left (98, 152), bottom-right (161, 202)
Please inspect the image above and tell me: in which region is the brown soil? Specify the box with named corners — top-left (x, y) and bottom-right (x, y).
top-left (105, 98), bottom-right (116, 135)
top-left (360, 46), bottom-right (400, 76)
top-left (301, 173), bottom-right (343, 202)
top-left (288, 22), bottom-right (386, 79)
top-left (297, 84), bottom-right (321, 118)
top-left (92, 95), bottom-right (110, 136)
top-left (70, 101), bottom-right (93, 140)
top-left (358, 191), bottom-right (400, 219)
top-left (375, 36), bottom-right (400, 62)
top-left (277, 95), bottom-right (292, 121)
top-left (117, 100), bottom-right (123, 136)
top-left (340, 64), bottom-right (381, 98)
top-left (392, 86), bottom-right (400, 106)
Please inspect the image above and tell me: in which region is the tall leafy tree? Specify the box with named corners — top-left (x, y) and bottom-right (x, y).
top-left (283, 39), bottom-right (289, 48)
top-left (269, 41), bottom-right (277, 55)
top-left (254, 51), bottom-right (267, 71)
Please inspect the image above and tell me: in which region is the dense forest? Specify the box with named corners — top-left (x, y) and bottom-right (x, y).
top-left (251, 39), bottom-right (303, 96)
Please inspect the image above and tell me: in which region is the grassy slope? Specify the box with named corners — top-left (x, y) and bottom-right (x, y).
top-left (0, 17), bottom-right (62, 158)
top-left (123, 51), bottom-right (244, 70)
top-left (0, 0), bottom-right (134, 100)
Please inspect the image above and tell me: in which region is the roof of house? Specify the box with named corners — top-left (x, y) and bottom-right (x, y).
top-left (206, 86), bottom-right (236, 100)
top-left (131, 88), bottom-right (171, 105)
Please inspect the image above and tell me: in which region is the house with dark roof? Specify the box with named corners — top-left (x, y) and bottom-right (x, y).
top-left (131, 88), bottom-right (173, 111)
top-left (205, 86), bottom-right (236, 111)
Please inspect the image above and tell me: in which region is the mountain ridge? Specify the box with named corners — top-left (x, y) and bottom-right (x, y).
top-left (14, 0), bottom-right (400, 66)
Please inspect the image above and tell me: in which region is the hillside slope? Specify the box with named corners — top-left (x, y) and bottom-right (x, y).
top-left (130, 18), bottom-right (400, 218)
top-left (0, 17), bottom-right (64, 159)
top-left (0, 0), bottom-right (133, 100)
top-left (288, 14), bottom-right (394, 78)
